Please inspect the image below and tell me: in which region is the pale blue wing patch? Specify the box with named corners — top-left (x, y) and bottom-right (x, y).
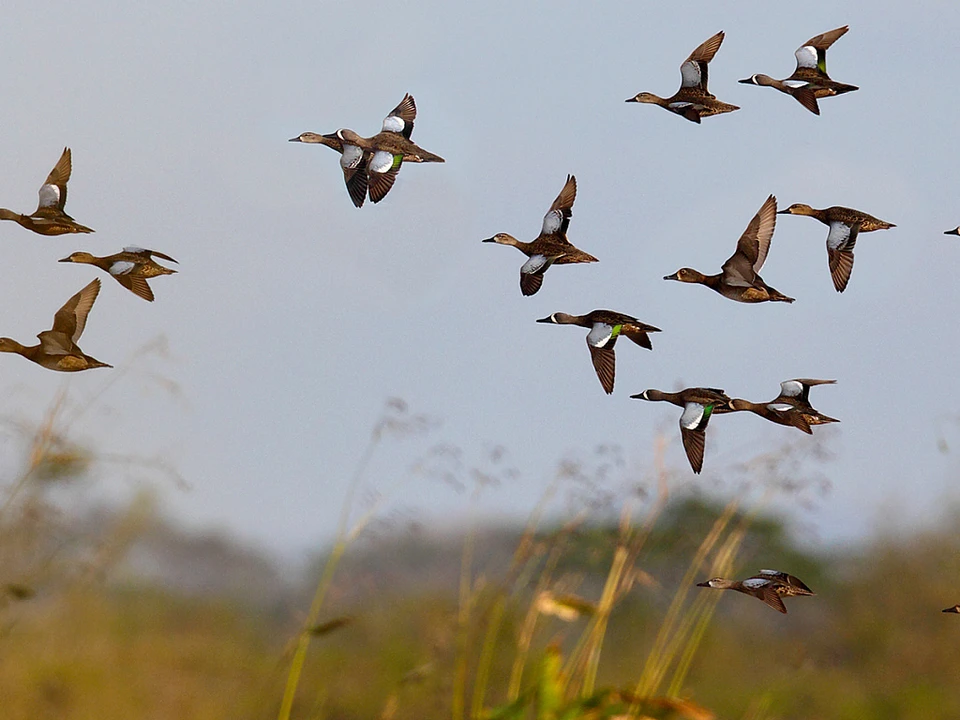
top-left (38, 183), bottom-right (60, 208)
top-left (369, 150), bottom-right (395, 174)
top-left (779, 380), bottom-right (803, 397)
top-left (381, 115), bottom-right (405, 134)
top-left (680, 402), bottom-right (705, 430)
top-left (521, 254), bottom-right (549, 275)
top-left (767, 403), bottom-right (794, 412)
top-left (541, 209), bottom-right (564, 235)
top-left (759, 569), bottom-right (785, 577)
top-left (122, 245), bottom-right (147, 254)
top-left (784, 79), bottom-right (811, 89)
top-left (679, 60), bottom-right (702, 88)
top-left (109, 260), bottom-right (136, 275)
top-left (742, 577), bottom-right (771, 589)
top-left (340, 145), bottom-right (364, 170)
top-left (586, 323), bottom-right (614, 348)
top-left (827, 221), bottom-right (855, 251)
top-left (667, 101), bottom-right (693, 110)
top-left (795, 44), bottom-right (818, 69)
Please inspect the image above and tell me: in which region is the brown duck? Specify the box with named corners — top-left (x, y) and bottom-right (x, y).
top-left (630, 387), bottom-right (733, 474)
top-left (777, 203), bottom-right (895, 292)
top-left (665, 195), bottom-right (794, 303)
top-left (739, 26), bottom-right (858, 115)
top-left (773, 378), bottom-right (839, 426)
top-left (728, 398), bottom-right (812, 433)
top-left (697, 569), bottom-right (815, 614)
top-left (536, 310), bottom-right (660, 394)
top-left (60, 247), bottom-right (178, 302)
top-left (0, 148), bottom-right (94, 235)
top-left (483, 175), bottom-right (598, 296)
top-left (290, 94), bottom-right (442, 207)
top-left (626, 31), bottom-right (739, 123)
top-left (0, 279), bottom-right (110, 371)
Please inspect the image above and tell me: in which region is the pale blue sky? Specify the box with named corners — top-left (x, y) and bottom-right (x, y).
top-left (2, 1), bottom-right (959, 554)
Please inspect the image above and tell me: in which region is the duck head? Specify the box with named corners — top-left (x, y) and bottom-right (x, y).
top-left (664, 268), bottom-right (706, 283)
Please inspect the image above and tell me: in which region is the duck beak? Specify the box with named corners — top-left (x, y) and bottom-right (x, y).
top-left (696, 581), bottom-right (710, 587)
top-left (663, 272), bottom-right (679, 281)
top-left (535, 316), bottom-right (552, 323)
top-left (737, 78), bottom-right (752, 84)
top-left (58, 256), bottom-right (72, 262)
top-left (775, 209), bottom-right (791, 215)
top-left (481, 236), bottom-right (496, 243)
top-left (624, 96), bottom-right (638, 103)
top-left (943, 606), bottom-right (960, 613)
top-left (945, 228), bottom-right (960, 236)
top-left (288, 136), bottom-right (302, 142)
top-left (629, 392), bottom-right (648, 400)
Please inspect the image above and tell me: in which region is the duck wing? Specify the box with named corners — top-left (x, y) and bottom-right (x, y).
top-left (381, 93), bottom-right (417, 139)
top-left (36, 147), bottom-right (72, 212)
top-left (795, 26), bottom-right (849, 75)
top-left (679, 402), bottom-right (714, 474)
top-left (50, 278), bottom-right (100, 343)
top-left (826, 221), bottom-right (860, 293)
top-left (721, 195), bottom-right (777, 286)
top-left (540, 174), bottom-right (577, 239)
top-left (367, 151), bottom-right (401, 204)
top-left (339, 144), bottom-right (368, 208)
top-left (587, 344), bottom-right (616, 395)
top-left (680, 30), bottom-right (725, 93)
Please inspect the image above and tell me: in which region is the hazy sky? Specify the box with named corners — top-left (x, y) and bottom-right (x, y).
top-left (2, 1), bottom-right (959, 555)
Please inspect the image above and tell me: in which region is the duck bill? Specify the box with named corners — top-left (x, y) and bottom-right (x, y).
top-left (535, 316), bottom-right (552, 323)
top-left (624, 96), bottom-right (638, 103)
top-left (481, 236), bottom-right (496, 243)
top-left (775, 209), bottom-right (792, 215)
top-left (57, 256), bottom-right (72, 263)
top-left (737, 78), bottom-right (752, 84)
top-left (943, 606), bottom-right (960, 613)
top-left (696, 581), bottom-right (710, 587)
top-left (288, 136), bottom-right (302, 142)
top-left (663, 272), bottom-right (679, 281)
top-left (629, 392), bottom-right (648, 400)
top-left (945, 228), bottom-right (960, 236)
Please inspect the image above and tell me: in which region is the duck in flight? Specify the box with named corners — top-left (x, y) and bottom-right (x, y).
top-left (0, 148), bottom-right (94, 235)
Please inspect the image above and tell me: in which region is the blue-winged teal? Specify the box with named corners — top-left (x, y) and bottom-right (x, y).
top-left (773, 378), bottom-right (839, 426)
top-left (630, 388), bottom-right (733, 474)
top-left (728, 398), bottom-right (811, 433)
top-left (536, 311), bottom-right (660, 395)
top-left (697, 569), bottom-right (814, 614)
top-left (60, 247), bottom-right (178, 302)
top-left (739, 26), bottom-right (858, 115)
top-left (0, 279), bottom-right (110, 371)
top-left (626, 31), bottom-right (739, 123)
top-left (289, 94), bottom-right (443, 207)
top-left (777, 204), bottom-right (895, 292)
top-left (943, 605), bottom-right (960, 613)
top-left (483, 175), bottom-right (598, 296)
top-left (665, 195), bottom-right (794, 303)
top-left (0, 148), bottom-right (94, 236)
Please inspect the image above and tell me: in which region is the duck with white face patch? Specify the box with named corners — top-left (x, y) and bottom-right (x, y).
top-left (483, 175), bottom-right (598, 296)
top-left (630, 387), bottom-right (733, 474)
top-left (697, 569), bottom-right (815, 614)
top-left (289, 93), bottom-right (444, 208)
top-left (738, 26), bottom-right (859, 115)
top-left (536, 310), bottom-right (660, 395)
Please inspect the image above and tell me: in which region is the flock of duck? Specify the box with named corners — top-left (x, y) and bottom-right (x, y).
top-left (286, 25), bottom-right (960, 614)
top-left (0, 147), bottom-right (177, 370)
top-left (4, 26), bottom-right (952, 615)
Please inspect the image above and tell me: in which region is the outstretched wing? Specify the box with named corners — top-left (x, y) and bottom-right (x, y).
top-left (50, 278), bottom-right (101, 343)
top-left (540, 174), bottom-right (577, 238)
top-left (680, 31), bottom-right (725, 92)
top-left (37, 147), bottom-right (72, 211)
top-left (381, 93), bottom-right (417, 139)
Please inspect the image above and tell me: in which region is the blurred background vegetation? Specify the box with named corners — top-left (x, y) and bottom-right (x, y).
top-left (2, 397), bottom-right (960, 720)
